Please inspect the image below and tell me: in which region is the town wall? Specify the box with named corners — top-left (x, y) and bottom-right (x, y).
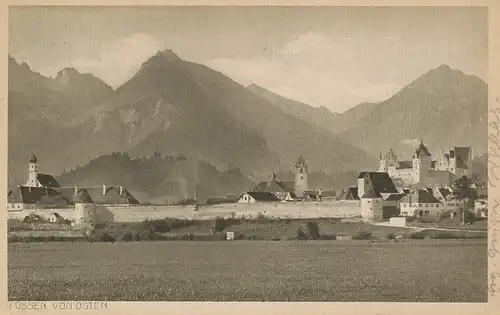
top-left (7, 201), bottom-right (361, 223)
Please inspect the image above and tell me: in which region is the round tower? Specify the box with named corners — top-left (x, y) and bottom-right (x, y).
top-left (294, 155), bottom-right (308, 197)
top-left (26, 154), bottom-right (39, 187)
top-left (360, 185), bottom-right (383, 221)
top-left (74, 189), bottom-right (97, 231)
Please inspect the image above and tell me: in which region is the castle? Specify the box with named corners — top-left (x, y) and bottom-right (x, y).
top-left (377, 141), bottom-right (472, 188)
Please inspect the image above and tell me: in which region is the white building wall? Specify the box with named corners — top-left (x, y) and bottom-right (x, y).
top-left (360, 197), bottom-right (383, 221)
top-left (237, 193), bottom-right (256, 204)
top-left (399, 202), bottom-right (444, 219)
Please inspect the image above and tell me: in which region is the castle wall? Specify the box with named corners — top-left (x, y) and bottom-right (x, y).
top-left (7, 201), bottom-right (361, 223)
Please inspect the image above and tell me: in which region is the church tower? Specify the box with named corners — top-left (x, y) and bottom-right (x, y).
top-left (26, 154), bottom-right (40, 187)
top-left (294, 155), bottom-right (308, 197)
top-left (412, 141), bottom-right (432, 186)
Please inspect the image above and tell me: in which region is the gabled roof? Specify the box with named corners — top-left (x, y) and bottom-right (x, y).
top-left (435, 188), bottom-right (451, 200)
top-left (37, 174), bottom-right (60, 188)
top-left (17, 186), bottom-right (71, 205)
top-left (345, 187), bottom-right (360, 200)
top-left (83, 186), bottom-right (140, 205)
top-left (359, 172), bottom-right (398, 195)
top-left (384, 193), bottom-right (405, 201)
top-left (358, 171), bottom-right (369, 179)
top-left (252, 175), bottom-right (295, 193)
top-left (400, 190), bottom-right (442, 204)
top-left (362, 185), bottom-right (381, 198)
top-left (75, 189), bottom-right (94, 203)
top-left (245, 191), bottom-right (280, 202)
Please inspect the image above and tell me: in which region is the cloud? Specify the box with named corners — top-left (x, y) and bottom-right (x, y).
top-left (278, 32), bottom-right (336, 57)
top-left (204, 31), bottom-right (405, 112)
top-left (71, 33), bottom-right (165, 88)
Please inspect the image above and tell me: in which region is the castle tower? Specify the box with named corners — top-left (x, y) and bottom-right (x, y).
top-left (294, 155), bottom-right (308, 197)
top-left (360, 185), bottom-right (383, 221)
top-left (74, 189), bottom-right (97, 231)
top-left (26, 154), bottom-right (40, 187)
top-left (412, 140), bottom-right (432, 186)
top-left (378, 152), bottom-right (388, 172)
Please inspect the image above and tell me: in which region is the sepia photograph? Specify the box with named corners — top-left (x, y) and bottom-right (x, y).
top-left (6, 5), bottom-right (490, 303)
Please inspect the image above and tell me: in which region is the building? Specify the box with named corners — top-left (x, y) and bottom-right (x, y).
top-left (7, 154), bottom-right (140, 210)
top-left (399, 189), bottom-right (444, 219)
top-left (360, 185), bottom-right (384, 221)
top-left (357, 172), bottom-right (399, 200)
top-left (357, 172), bottom-right (400, 221)
top-left (252, 156), bottom-right (309, 200)
top-left (339, 187), bottom-right (360, 200)
top-left (383, 193), bottom-right (406, 218)
top-left (237, 192), bottom-right (280, 204)
top-left (378, 141), bottom-right (472, 188)
top-left (25, 154), bottom-right (60, 188)
top-left (294, 155), bottom-right (308, 197)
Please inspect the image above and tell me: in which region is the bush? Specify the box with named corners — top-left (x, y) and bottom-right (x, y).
top-left (387, 233), bottom-right (396, 240)
top-left (354, 231), bottom-right (372, 240)
top-left (214, 217), bottom-right (227, 232)
top-left (297, 221), bottom-right (320, 240)
top-left (408, 231), bottom-right (425, 239)
top-left (86, 230), bottom-right (116, 243)
top-left (120, 231), bottom-right (134, 242)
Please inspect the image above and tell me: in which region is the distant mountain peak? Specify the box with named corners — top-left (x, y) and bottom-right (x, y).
top-left (56, 67), bottom-right (81, 78)
top-left (156, 49), bottom-right (181, 61)
top-left (139, 49), bottom-right (182, 71)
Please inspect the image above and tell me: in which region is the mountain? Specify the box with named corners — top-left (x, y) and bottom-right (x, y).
top-left (9, 56), bottom-right (114, 125)
top-left (8, 56), bottom-right (116, 187)
top-left (56, 153), bottom-right (253, 204)
top-left (63, 50), bottom-right (374, 174)
top-left (338, 65), bottom-right (488, 158)
top-left (247, 83), bottom-right (377, 134)
top-left (9, 50), bottom-right (375, 189)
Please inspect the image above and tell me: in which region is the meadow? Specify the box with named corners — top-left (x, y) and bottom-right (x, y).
top-left (8, 239), bottom-right (487, 302)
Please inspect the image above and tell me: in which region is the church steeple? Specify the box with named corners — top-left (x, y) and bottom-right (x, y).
top-left (26, 153), bottom-right (39, 187)
top-left (294, 155), bottom-right (308, 197)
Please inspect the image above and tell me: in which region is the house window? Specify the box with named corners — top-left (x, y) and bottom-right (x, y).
top-left (300, 168), bottom-right (303, 174)
top-left (418, 203), bottom-right (422, 207)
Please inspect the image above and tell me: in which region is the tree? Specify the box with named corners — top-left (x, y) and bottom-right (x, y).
top-left (451, 176), bottom-right (474, 224)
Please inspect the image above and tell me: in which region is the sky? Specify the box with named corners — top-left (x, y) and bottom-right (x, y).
top-left (9, 6), bottom-right (488, 113)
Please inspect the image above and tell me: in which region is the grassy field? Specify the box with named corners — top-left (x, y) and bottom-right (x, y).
top-left (8, 239), bottom-right (487, 302)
